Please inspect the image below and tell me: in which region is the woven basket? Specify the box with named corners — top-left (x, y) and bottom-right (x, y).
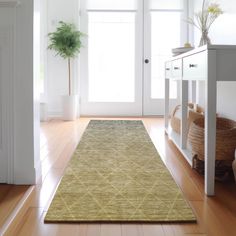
top-left (170, 103), bottom-right (204, 134)
top-left (188, 117), bottom-right (236, 161)
top-left (192, 155), bottom-right (234, 181)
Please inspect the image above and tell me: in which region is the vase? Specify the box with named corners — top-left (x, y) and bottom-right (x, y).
top-left (199, 30), bottom-right (211, 47)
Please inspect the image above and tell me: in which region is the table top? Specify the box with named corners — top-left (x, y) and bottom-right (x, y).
top-left (168, 44), bottom-right (236, 61)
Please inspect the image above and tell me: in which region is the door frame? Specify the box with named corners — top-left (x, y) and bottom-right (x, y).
top-left (79, 0), bottom-right (190, 116)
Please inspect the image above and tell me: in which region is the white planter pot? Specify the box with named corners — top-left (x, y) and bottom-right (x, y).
top-left (61, 95), bottom-right (78, 121)
top-left (40, 102), bottom-right (48, 122)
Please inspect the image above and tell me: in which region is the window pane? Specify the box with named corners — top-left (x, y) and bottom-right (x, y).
top-left (151, 12), bottom-right (181, 99)
top-left (150, 0), bottom-right (183, 10)
top-left (87, 0), bottom-right (137, 10)
top-left (88, 12), bottom-right (135, 102)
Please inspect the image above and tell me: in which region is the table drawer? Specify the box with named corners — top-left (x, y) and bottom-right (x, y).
top-left (165, 61), bottom-right (171, 78)
top-left (183, 51), bottom-right (207, 80)
top-left (171, 59), bottom-right (182, 79)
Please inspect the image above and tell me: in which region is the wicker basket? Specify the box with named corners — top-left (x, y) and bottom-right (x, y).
top-left (192, 155), bottom-right (234, 181)
top-left (188, 117), bottom-right (236, 161)
top-left (170, 103), bottom-right (204, 134)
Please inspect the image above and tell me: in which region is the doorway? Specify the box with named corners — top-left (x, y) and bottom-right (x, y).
top-left (80, 0), bottom-right (188, 116)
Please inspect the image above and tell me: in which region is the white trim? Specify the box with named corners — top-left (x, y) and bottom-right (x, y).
top-left (0, 26), bottom-right (15, 184)
top-left (150, 9), bottom-right (183, 12)
top-left (7, 26), bottom-right (15, 184)
top-left (87, 9), bottom-right (137, 12)
top-left (0, 0), bottom-right (20, 7)
top-left (9, 4), bottom-right (17, 184)
top-left (0, 0), bottom-right (41, 185)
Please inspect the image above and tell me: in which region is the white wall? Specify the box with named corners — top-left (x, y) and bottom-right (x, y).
top-left (46, 0), bottom-right (80, 117)
top-left (194, 0), bottom-right (236, 120)
top-left (14, 0), bottom-right (41, 184)
top-left (0, 0), bottom-right (41, 184)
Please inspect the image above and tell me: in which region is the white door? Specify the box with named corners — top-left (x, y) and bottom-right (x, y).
top-left (80, 0), bottom-right (188, 116)
top-left (143, 0), bottom-right (187, 115)
top-left (80, 0), bottom-right (143, 116)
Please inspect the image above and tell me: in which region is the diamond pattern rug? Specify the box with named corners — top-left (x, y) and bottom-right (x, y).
top-left (45, 120), bottom-right (196, 223)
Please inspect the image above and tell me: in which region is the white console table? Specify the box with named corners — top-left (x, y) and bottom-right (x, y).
top-left (164, 45), bottom-right (236, 196)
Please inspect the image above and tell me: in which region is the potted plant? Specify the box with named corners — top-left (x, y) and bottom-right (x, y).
top-left (48, 21), bottom-right (84, 120)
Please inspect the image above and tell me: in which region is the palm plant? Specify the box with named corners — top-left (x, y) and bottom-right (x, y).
top-left (48, 21), bottom-right (84, 95)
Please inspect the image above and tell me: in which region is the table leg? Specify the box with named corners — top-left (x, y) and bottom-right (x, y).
top-left (164, 78), bottom-right (169, 134)
top-left (181, 80), bottom-right (188, 149)
top-left (205, 50), bottom-right (217, 196)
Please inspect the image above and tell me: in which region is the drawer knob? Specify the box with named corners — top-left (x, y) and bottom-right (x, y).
top-left (174, 67), bottom-right (180, 70)
top-left (166, 68), bottom-right (170, 71)
top-left (189, 64), bottom-right (197, 68)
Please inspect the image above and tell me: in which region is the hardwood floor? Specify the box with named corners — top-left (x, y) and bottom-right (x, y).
top-left (2, 118), bottom-right (236, 235)
top-left (0, 185), bottom-right (31, 231)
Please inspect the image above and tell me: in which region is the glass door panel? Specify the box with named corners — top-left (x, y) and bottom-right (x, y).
top-left (143, 0), bottom-right (187, 115)
top-left (88, 12), bottom-right (135, 103)
top-left (151, 11), bottom-right (181, 100)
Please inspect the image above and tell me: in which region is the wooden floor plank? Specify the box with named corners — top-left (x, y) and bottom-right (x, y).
top-left (163, 224), bottom-right (188, 236)
top-left (31, 212), bottom-right (58, 236)
top-left (142, 224), bottom-right (165, 236)
top-left (30, 168), bottom-right (64, 210)
top-left (54, 224), bottom-right (81, 236)
top-left (101, 224), bottom-right (121, 236)
top-left (77, 224), bottom-right (88, 236)
top-left (190, 200), bottom-right (233, 236)
top-left (0, 185), bottom-right (12, 202)
top-left (185, 234), bottom-right (207, 236)
top-left (86, 224), bottom-right (101, 236)
top-left (121, 224), bottom-right (143, 236)
top-left (16, 207), bottom-right (44, 236)
top-left (0, 186), bottom-right (30, 228)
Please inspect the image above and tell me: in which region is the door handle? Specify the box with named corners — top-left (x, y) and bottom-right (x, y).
top-left (144, 59), bottom-right (149, 64)
top-left (189, 64), bottom-right (198, 68)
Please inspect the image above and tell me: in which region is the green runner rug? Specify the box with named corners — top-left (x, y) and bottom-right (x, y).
top-left (45, 120), bottom-right (196, 223)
